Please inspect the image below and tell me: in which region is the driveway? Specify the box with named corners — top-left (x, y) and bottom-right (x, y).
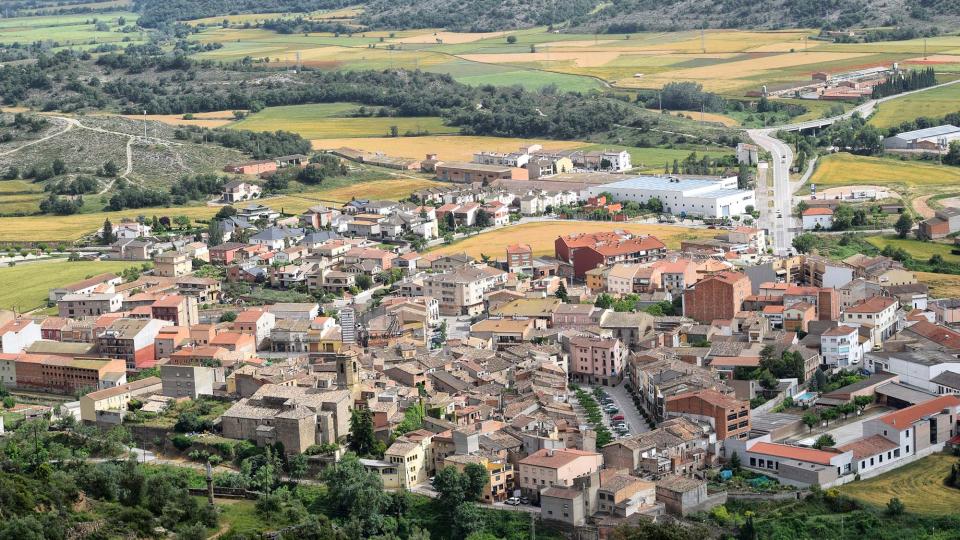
top-left (604, 381), bottom-right (649, 436)
top-left (492, 501), bottom-right (541, 514)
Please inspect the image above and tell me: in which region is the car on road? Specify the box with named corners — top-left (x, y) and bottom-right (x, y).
top-left (506, 497), bottom-right (521, 506)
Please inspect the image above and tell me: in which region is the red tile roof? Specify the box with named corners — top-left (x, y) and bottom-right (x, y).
top-left (749, 442), bottom-right (839, 465)
top-left (878, 395), bottom-right (960, 428)
top-left (846, 296), bottom-right (896, 314)
top-left (803, 208), bottom-right (834, 216)
top-left (905, 320), bottom-right (960, 349)
top-left (837, 434), bottom-right (899, 460)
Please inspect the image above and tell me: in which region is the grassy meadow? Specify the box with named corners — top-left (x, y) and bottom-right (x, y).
top-left (429, 221), bottom-right (715, 259)
top-left (230, 103), bottom-right (457, 139)
top-left (839, 453), bottom-right (960, 515)
top-left (869, 82), bottom-right (960, 128)
top-left (0, 11), bottom-right (141, 45)
top-left (865, 235), bottom-right (960, 263)
top-left (0, 260), bottom-right (142, 312)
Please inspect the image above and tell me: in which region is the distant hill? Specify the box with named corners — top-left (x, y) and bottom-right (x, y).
top-left (131, 0), bottom-right (960, 32)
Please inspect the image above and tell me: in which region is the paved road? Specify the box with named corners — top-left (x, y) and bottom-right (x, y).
top-left (605, 381), bottom-right (649, 437)
top-left (748, 131), bottom-right (797, 256)
top-left (749, 77), bottom-right (960, 255)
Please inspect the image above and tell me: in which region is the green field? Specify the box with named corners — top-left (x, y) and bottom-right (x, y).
top-left (840, 453), bottom-right (960, 515)
top-left (865, 235), bottom-right (960, 263)
top-left (230, 104), bottom-right (458, 139)
top-left (0, 260), bottom-right (142, 312)
top-left (578, 144), bottom-right (734, 171)
top-left (810, 152), bottom-right (960, 188)
top-left (870, 82), bottom-right (960, 128)
top-left (0, 11), bottom-right (140, 45)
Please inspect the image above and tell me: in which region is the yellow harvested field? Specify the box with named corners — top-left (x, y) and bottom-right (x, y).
top-left (313, 135), bottom-right (588, 162)
top-left (840, 453), bottom-right (960, 515)
top-left (0, 206), bottom-right (219, 242)
top-left (393, 30), bottom-right (512, 44)
top-left (539, 39), bottom-right (620, 48)
top-left (121, 111), bottom-right (238, 128)
top-left (668, 110), bottom-right (739, 126)
top-left (810, 153), bottom-right (960, 188)
top-left (903, 54), bottom-right (960, 64)
top-left (429, 221), bottom-right (715, 259)
top-left (461, 51), bottom-right (621, 68)
top-left (620, 30), bottom-right (813, 54)
top-left (616, 51), bottom-right (873, 91)
top-left (915, 272), bottom-right (960, 299)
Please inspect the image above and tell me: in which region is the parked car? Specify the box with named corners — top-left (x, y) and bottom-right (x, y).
top-left (604, 407), bottom-right (619, 414)
top-left (612, 414), bottom-right (625, 421)
top-left (505, 497), bottom-right (521, 506)
top-left (520, 497), bottom-right (530, 505)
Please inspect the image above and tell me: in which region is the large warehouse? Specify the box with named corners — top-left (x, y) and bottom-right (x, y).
top-left (882, 124), bottom-right (960, 151)
top-left (585, 175), bottom-right (756, 218)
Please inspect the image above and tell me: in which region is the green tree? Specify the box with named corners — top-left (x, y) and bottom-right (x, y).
top-left (813, 434), bottom-right (835, 449)
top-left (792, 233), bottom-right (816, 254)
top-left (174, 215), bottom-right (191, 230)
top-left (207, 219), bottom-right (223, 247)
top-left (555, 280), bottom-right (568, 301)
top-left (802, 412), bottom-right (819, 433)
top-left (355, 274), bottom-right (373, 291)
top-left (463, 462), bottom-right (488, 502)
top-left (506, 35), bottom-right (517, 44)
top-left (895, 213), bottom-right (914, 238)
top-left (595, 293), bottom-right (614, 309)
top-left (348, 408), bottom-right (380, 457)
top-left (729, 451), bottom-right (741, 473)
top-left (321, 452), bottom-right (388, 523)
top-left (886, 497), bottom-right (906, 516)
top-left (287, 453), bottom-right (308, 484)
top-left (101, 218), bottom-right (115, 245)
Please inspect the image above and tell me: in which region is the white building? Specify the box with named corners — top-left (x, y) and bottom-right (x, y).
top-left (821, 325), bottom-right (869, 368)
top-left (584, 176), bottom-right (755, 218)
top-left (842, 296), bottom-right (899, 348)
top-left (883, 125), bottom-right (960, 151)
top-left (0, 319), bottom-right (41, 354)
top-left (802, 208), bottom-right (834, 230)
top-left (587, 150), bottom-right (632, 171)
top-left (865, 350), bottom-right (960, 394)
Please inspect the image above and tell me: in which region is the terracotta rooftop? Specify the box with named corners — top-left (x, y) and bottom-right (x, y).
top-left (845, 296), bottom-right (897, 314)
top-left (748, 442), bottom-right (839, 465)
top-left (837, 434), bottom-right (899, 460)
top-left (878, 395), bottom-right (960, 428)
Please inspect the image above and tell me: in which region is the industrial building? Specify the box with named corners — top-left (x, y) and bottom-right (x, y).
top-left (883, 125), bottom-right (960, 151)
top-left (584, 176), bottom-right (755, 218)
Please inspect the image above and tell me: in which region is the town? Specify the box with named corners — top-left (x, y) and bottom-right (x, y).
top-left (3, 139), bottom-right (960, 538)
top-left (2, 2), bottom-right (960, 539)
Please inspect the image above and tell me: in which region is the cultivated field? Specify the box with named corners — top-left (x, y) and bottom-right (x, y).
top-left (312, 135), bottom-right (587, 161)
top-left (264, 177), bottom-right (443, 209)
top-left (839, 453), bottom-right (960, 515)
top-left (869, 82), bottom-right (960, 128)
top-left (0, 11), bottom-right (141, 45)
top-left (121, 111), bottom-right (240, 129)
top-left (915, 272), bottom-right (960, 299)
top-left (429, 221), bottom-right (715, 259)
top-left (809, 153), bottom-right (960, 189)
top-left (230, 104), bottom-right (457, 139)
top-left (184, 25), bottom-right (960, 96)
top-left (0, 260), bottom-right (142, 312)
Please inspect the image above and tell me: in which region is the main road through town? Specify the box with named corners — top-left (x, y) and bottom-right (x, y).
top-left (748, 77), bottom-right (960, 255)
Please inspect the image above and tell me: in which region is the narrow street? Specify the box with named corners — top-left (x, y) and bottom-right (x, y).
top-left (605, 381), bottom-right (649, 436)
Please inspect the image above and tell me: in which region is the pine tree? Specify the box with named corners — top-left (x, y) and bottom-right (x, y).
top-left (555, 280), bottom-right (568, 301)
top-left (207, 219), bottom-right (223, 246)
top-left (101, 218), bottom-right (115, 245)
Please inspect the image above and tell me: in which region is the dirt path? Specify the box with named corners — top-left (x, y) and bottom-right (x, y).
top-left (0, 117), bottom-right (74, 156)
top-left (912, 194), bottom-right (934, 219)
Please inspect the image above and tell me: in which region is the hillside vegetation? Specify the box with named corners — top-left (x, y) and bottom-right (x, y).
top-left (130, 0), bottom-right (960, 32)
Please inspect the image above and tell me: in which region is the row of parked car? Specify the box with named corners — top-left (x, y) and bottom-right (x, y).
top-left (597, 389), bottom-right (630, 437)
